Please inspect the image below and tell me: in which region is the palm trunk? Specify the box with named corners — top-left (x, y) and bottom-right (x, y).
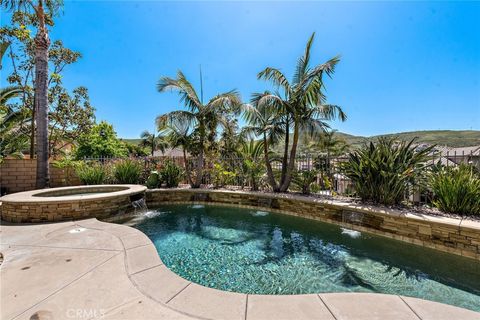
top-left (183, 146), bottom-right (193, 186)
top-left (29, 108), bottom-right (35, 158)
top-left (34, 1), bottom-right (50, 189)
top-left (279, 119), bottom-right (299, 192)
top-left (151, 136), bottom-right (155, 156)
top-left (193, 122), bottom-right (205, 188)
top-left (263, 133), bottom-right (279, 191)
top-left (280, 116), bottom-right (290, 186)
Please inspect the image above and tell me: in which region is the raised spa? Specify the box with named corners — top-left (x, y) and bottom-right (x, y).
top-left (0, 185), bottom-right (146, 222)
top-left (130, 204), bottom-right (480, 312)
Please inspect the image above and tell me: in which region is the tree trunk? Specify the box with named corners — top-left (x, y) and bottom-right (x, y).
top-left (29, 106), bottom-right (35, 158)
top-left (183, 147), bottom-right (193, 186)
top-left (263, 133), bottom-right (279, 191)
top-left (193, 122), bottom-right (205, 188)
top-left (151, 135), bottom-right (155, 156)
top-left (34, 1), bottom-right (50, 189)
top-left (279, 119), bottom-right (299, 192)
top-left (280, 116), bottom-right (290, 186)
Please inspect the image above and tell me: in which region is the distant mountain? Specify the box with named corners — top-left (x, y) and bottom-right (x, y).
top-left (121, 138), bottom-right (142, 145)
top-left (336, 130), bottom-right (480, 149)
top-left (122, 130), bottom-right (480, 150)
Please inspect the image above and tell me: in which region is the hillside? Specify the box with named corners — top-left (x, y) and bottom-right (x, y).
top-left (339, 130), bottom-right (480, 149)
top-left (123, 130), bottom-right (480, 150)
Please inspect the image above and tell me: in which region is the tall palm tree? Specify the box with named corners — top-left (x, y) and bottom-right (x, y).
top-left (1, 0), bottom-right (63, 188)
top-left (254, 32), bottom-right (347, 192)
top-left (158, 118), bottom-right (194, 186)
top-left (156, 71), bottom-right (241, 188)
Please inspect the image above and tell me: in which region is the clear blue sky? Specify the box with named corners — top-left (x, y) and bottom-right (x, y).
top-left (2, 1), bottom-right (479, 138)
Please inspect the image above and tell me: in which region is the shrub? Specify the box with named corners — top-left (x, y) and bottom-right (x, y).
top-left (114, 159), bottom-right (143, 184)
top-left (340, 137), bottom-right (433, 205)
top-left (430, 165), bottom-right (480, 216)
top-left (146, 171), bottom-right (160, 189)
top-left (292, 169), bottom-right (318, 194)
top-left (160, 160), bottom-right (183, 188)
top-left (211, 163), bottom-right (236, 188)
top-left (75, 162), bottom-right (106, 185)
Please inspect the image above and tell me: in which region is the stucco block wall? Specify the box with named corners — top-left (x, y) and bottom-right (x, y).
top-left (146, 189), bottom-right (480, 260)
top-left (0, 159), bottom-right (81, 193)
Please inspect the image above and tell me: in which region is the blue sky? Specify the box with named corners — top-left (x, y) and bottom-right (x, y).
top-left (2, 1), bottom-right (479, 138)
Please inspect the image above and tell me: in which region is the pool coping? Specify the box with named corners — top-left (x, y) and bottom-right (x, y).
top-left (0, 184), bottom-right (147, 203)
top-left (81, 218), bottom-right (480, 320)
top-left (88, 220), bottom-right (480, 320)
top-left (1, 217), bottom-right (478, 319)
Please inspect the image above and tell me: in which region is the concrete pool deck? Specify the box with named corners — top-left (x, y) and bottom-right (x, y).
top-left (1, 219), bottom-right (479, 320)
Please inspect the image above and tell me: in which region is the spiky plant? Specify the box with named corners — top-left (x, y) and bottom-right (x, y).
top-left (430, 165), bottom-right (480, 216)
top-left (340, 137), bottom-right (433, 205)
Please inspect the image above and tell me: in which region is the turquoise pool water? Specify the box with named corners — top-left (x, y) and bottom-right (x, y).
top-left (131, 204), bottom-right (480, 311)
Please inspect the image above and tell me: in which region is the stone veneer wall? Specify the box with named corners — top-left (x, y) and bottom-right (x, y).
top-left (0, 185), bottom-right (146, 223)
top-left (1, 196), bottom-right (134, 223)
top-left (0, 159), bottom-right (81, 194)
top-left (146, 189), bottom-right (480, 260)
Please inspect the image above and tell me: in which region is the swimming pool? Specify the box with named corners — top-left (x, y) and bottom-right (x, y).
top-left (131, 204), bottom-right (480, 311)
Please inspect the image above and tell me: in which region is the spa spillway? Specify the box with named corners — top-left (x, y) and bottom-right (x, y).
top-left (0, 185), bottom-right (147, 223)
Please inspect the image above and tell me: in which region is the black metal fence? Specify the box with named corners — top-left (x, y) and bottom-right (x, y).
top-left (79, 149), bottom-right (479, 200)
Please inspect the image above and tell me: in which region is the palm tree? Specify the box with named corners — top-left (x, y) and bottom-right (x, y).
top-left (239, 140), bottom-right (265, 191)
top-left (140, 130), bottom-right (168, 156)
top-left (156, 71), bottom-right (241, 188)
top-left (241, 100), bottom-right (285, 191)
top-left (1, 0), bottom-right (62, 188)
top-left (255, 32), bottom-right (347, 192)
top-left (158, 118), bottom-right (194, 186)
top-left (0, 86), bottom-right (28, 161)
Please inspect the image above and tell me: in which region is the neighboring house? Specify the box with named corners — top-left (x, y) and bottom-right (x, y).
top-left (152, 147), bottom-right (187, 158)
top-left (431, 145), bottom-right (480, 168)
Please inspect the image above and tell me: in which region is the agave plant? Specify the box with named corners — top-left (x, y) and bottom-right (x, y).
top-left (430, 165), bottom-right (480, 216)
top-left (340, 137), bottom-right (433, 205)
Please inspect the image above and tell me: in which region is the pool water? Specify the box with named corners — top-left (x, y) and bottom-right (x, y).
top-left (131, 204), bottom-right (480, 311)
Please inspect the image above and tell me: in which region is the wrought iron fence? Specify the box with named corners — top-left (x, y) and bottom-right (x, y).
top-left (78, 149), bottom-right (479, 200)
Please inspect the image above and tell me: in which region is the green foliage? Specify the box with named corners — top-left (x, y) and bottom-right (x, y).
top-left (146, 171), bottom-right (160, 189)
top-left (160, 160), bottom-right (183, 188)
top-left (210, 163), bottom-right (236, 188)
top-left (52, 155), bottom-right (81, 186)
top-left (48, 85), bottom-right (95, 157)
top-left (340, 137), bottom-right (433, 205)
top-left (240, 140), bottom-right (265, 191)
top-left (156, 70), bottom-right (241, 188)
top-left (430, 165), bottom-right (480, 216)
top-left (113, 159), bottom-right (143, 184)
top-left (75, 162), bottom-right (106, 185)
top-left (123, 141), bottom-right (149, 157)
top-left (292, 169), bottom-right (318, 194)
top-left (75, 121), bottom-right (127, 159)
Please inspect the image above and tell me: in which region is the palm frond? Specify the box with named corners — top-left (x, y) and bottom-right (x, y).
top-left (257, 67), bottom-right (291, 93)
